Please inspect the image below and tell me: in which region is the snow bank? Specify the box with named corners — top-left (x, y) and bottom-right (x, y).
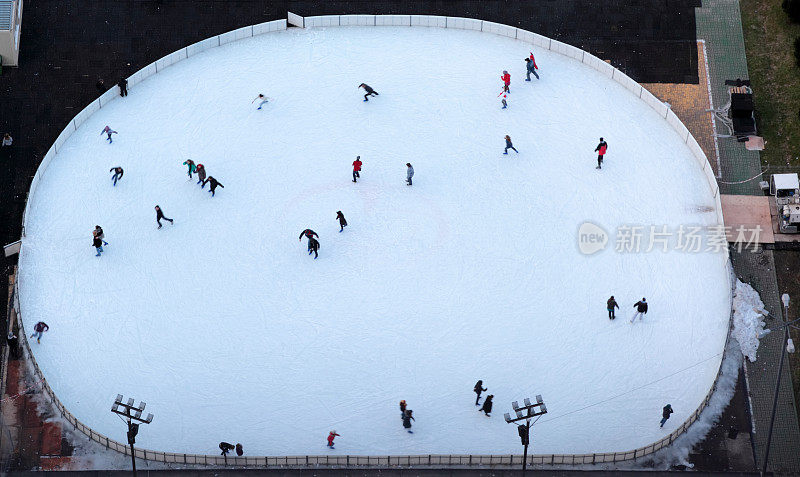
top-left (732, 280), bottom-right (767, 362)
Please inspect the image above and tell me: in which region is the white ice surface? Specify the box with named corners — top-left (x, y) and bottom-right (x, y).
top-left (19, 26), bottom-right (731, 456)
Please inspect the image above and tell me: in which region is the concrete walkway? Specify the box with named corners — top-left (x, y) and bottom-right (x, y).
top-left (697, 1), bottom-right (800, 472)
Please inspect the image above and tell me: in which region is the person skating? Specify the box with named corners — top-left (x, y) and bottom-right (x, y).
top-left (359, 83), bottom-right (379, 101)
top-left (352, 156), bottom-right (362, 183)
top-left (31, 321), bottom-right (49, 344)
top-left (501, 70), bottom-right (511, 93)
top-left (118, 77), bottom-right (128, 97)
top-left (595, 137), bottom-right (608, 169)
top-left (504, 135), bottom-right (518, 154)
top-left (93, 233), bottom-right (104, 257)
top-left (607, 296), bottom-right (619, 320)
top-left (219, 442), bottom-right (235, 455)
top-left (501, 93), bottom-right (508, 109)
top-left (183, 159), bottom-right (196, 179)
top-left (196, 163), bottom-right (207, 187)
top-left (101, 126), bottom-right (118, 143)
top-left (406, 163), bottom-right (414, 186)
top-left (252, 93), bottom-right (270, 110)
top-left (479, 395), bottom-right (494, 417)
top-left (660, 404), bottom-right (673, 427)
top-left (109, 166), bottom-right (124, 186)
top-left (327, 430), bottom-right (340, 448)
top-left (155, 205), bottom-right (174, 229)
top-left (631, 298), bottom-right (648, 323)
top-left (402, 409), bottom-right (415, 432)
top-left (336, 211), bottom-right (348, 232)
top-left (308, 237), bottom-right (320, 259)
top-left (525, 53), bottom-right (540, 81)
top-left (2, 132), bottom-right (12, 148)
top-left (204, 176), bottom-right (224, 197)
top-left (474, 380), bottom-right (487, 405)
top-left (96, 78), bottom-right (107, 93)
top-left (299, 229), bottom-right (319, 242)
top-left (94, 225), bottom-right (108, 246)
top-left (400, 400), bottom-right (407, 418)
top-left (235, 443), bottom-right (243, 456)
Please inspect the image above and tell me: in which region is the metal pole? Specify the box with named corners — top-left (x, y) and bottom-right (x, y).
top-left (522, 421), bottom-right (530, 474)
top-left (761, 324), bottom-right (788, 476)
top-left (128, 421), bottom-right (137, 477)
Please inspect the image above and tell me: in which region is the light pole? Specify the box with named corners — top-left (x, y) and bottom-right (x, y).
top-left (111, 394), bottom-right (153, 477)
top-left (759, 294), bottom-right (799, 476)
top-left (504, 395), bottom-right (547, 474)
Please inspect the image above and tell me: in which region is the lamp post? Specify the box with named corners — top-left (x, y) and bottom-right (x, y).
top-left (759, 294), bottom-right (799, 476)
top-left (111, 394), bottom-right (153, 477)
top-left (504, 395), bottom-right (547, 474)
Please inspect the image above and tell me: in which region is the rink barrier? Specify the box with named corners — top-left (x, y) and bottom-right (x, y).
top-left (16, 13), bottom-right (732, 467)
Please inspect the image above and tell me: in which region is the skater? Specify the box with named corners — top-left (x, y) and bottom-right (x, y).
top-left (93, 233), bottom-right (104, 256)
top-left (235, 443), bottom-right (243, 456)
top-left (94, 225), bottom-right (108, 246)
top-left (504, 135), bottom-right (518, 154)
top-left (327, 430), bottom-right (340, 448)
top-left (525, 53), bottom-right (540, 81)
top-left (118, 77), bottom-right (128, 97)
top-left (501, 93), bottom-right (508, 109)
top-left (109, 166), bottom-right (124, 186)
top-left (607, 296), bottom-right (619, 320)
top-left (359, 83), bottom-right (379, 101)
top-left (402, 409), bottom-right (415, 432)
top-left (196, 163), bottom-right (207, 187)
top-left (204, 176), bottom-right (224, 196)
top-left (336, 211), bottom-right (348, 232)
top-left (219, 442), bottom-right (235, 455)
top-left (479, 395), bottom-right (494, 417)
top-left (400, 400), bottom-right (407, 418)
top-left (299, 229), bottom-right (319, 242)
top-left (101, 126), bottom-right (117, 143)
top-left (501, 70), bottom-right (511, 93)
top-left (251, 93), bottom-right (270, 109)
top-left (352, 156), bottom-right (362, 182)
top-left (595, 137), bottom-right (608, 169)
top-left (30, 321), bottom-right (49, 344)
top-left (406, 163), bottom-right (414, 186)
top-left (155, 205), bottom-right (174, 229)
top-left (183, 159), bottom-right (196, 178)
top-left (474, 380), bottom-right (487, 405)
top-left (308, 236), bottom-right (320, 259)
top-left (96, 78), bottom-right (107, 93)
top-left (631, 298), bottom-right (648, 323)
top-left (660, 404), bottom-right (673, 427)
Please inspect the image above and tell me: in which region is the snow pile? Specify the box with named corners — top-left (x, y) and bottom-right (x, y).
top-left (732, 280), bottom-right (767, 362)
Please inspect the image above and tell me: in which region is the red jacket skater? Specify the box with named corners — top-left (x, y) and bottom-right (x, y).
top-left (501, 71), bottom-right (511, 85)
top-left (353, 158), bottom-right (362, 172)
top-left (327, 431), bottom-right (340, 446)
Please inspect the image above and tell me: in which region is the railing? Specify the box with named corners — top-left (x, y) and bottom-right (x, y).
top-left (13, 13), bottom-right (733, 467)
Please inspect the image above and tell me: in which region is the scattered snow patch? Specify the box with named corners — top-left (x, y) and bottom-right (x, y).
top-left (732, 280), bottom-right (767, 362)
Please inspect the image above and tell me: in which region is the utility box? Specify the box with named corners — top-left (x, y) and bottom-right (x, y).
top-left (0, 0), bottom-right (22, 67)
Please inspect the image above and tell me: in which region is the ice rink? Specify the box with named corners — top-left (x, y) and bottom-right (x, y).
top-left (18, 26), bottom-right (731, 456)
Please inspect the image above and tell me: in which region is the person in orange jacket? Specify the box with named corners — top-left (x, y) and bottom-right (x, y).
top-left (327, 430), bottom-right (340, 448)
top-left (501, 70), bottom-right (511, 93)
top-left (352, 156), bottom-right (362, 183)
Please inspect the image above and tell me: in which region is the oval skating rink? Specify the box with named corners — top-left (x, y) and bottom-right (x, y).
top-left (19, 26), bottom-right (730, 456)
